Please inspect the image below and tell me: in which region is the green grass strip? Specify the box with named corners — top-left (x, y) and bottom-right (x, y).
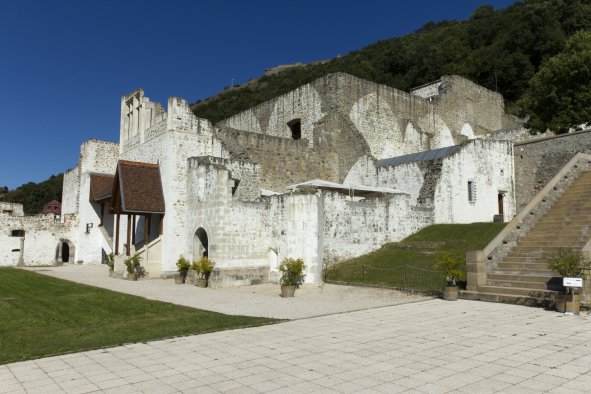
top-left (0, 268), bottom-right (278, 364)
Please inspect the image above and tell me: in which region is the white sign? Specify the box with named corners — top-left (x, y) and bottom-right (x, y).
top-left (563, 277), bottom-right (583, 288)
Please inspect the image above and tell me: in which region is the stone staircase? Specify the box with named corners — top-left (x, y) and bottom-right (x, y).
top-left (463, 154), bottom-right (591, 307)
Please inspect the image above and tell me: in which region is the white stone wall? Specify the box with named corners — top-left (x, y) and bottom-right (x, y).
top-left (322, 192), bottom-right (416, 267)
top-left (71, 140), bottom-right (119, 264)
top-left (434, 140), bottom-right (515, 223)
top-left (0, 213), bottom-right (77, 266)
top-left (61, 167), bottom-right (80, 215)
top-left (0, 203), bottom-right (24, 216)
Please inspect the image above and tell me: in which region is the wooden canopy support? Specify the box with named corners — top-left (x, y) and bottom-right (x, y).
top-left (115, 213), bottom-right (120, 255)
top-left (126, 215), bottom-right (131, 256)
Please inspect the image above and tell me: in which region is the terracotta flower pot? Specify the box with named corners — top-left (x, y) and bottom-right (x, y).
top-left (174, 273), bottom-right (185, 284)
top-left (556, 293), bottom-right (580, 314)
top-left (127, 273), bottom-right (138, 281)
top-left (442, 285), bottom-right (459, 301)
top-left (196, 278), bottom-right (207, 288)
top-left (108, 269), bottom-right (114, 277)
top-left (281, 285), bottom-right (296, 298)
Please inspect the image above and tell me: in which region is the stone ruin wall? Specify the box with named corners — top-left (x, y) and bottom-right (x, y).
top-left (433, 75), bottom-right (505, 136)
top-left (214, 73), bottom-right (511, 195)
top-left (514, 130), bottom-right (591, 211)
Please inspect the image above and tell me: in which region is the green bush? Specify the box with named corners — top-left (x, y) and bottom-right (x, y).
top-left (104, 252), bottom-right (115, 270)
top-left (176, 255), bottom-right (190, 274)
top-left (124, 253), bottom-right (142, 274)
top-left (277, 258), bottom-right (306, 287)
top-left (191, 257), bottom-right (216, 280)
top-left (546, 248), bottom-right (589, 278)
top-left (434, 251), bottom-right (465, 286)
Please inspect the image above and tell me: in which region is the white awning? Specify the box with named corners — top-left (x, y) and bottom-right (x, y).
top-left (285, 179), bottom-right (407, 197)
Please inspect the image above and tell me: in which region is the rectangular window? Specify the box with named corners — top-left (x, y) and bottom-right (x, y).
top-left (468, 181), bottom-right (476, 202)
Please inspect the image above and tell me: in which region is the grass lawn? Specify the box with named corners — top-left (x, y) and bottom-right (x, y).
top-left (325, 222), bottom-right (506, 291)
top-left (0, 268), bottom-right (278, 364)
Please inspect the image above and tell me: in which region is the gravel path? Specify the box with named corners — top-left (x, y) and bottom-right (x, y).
top-left (24, 264), bottom-right (429, 319)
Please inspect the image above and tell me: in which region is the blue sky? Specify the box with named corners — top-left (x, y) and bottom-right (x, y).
top-left (0, 0), bottom-right (515, 189)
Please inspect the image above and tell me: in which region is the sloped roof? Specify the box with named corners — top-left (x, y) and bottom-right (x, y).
top-left (285, 179), bottom-right (405, 197)
top-left (112, 161), bottom-right (165, 214)
top-left (377, 145), bottom-right (460, 167)
top-left (89, 174), bottom-right (115, 201)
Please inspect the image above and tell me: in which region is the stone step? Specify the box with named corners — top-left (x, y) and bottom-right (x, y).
top-left (496, 262), bottom-right (551, 270)
top-left (486, 279), bottom-right (549, 289)
top-left (459, 290), bottom-right (555, 308)
top-left (488, 273), bottom-right (555, 282)
top-left (476, 285), bottom-right (557, 298)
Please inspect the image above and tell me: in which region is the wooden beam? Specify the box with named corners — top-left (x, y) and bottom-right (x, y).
top-left (115, 213), bottom-right (120, 255)
top-left (146, 215), bottom-right (152, 244)
top-left (132, 215), bottom-right (136, 245)
top-left (126, 215), bottom-right (131, 256)
top-left (143, 215), bottom-right (148, 245)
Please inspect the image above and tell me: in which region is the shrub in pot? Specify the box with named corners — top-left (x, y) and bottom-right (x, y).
top-left (546, 248), bottom-right (589, 313)
top-left (277, 257), bottom-right (306, 297)
top-left (175, 255), bottom-right (190, 284)
top-left (105, 252), bottom-right (115, 277)
top-left (124, 253), bottom-right (142, 281)
top-left (434, 251), bottom-right (465, 301)
top-left (191, 257), bottom-right (215, 288)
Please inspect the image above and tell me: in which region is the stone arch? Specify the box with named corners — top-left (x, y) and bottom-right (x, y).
top-left (55, 239), bottom-right (75, 263)
top-left (192, 227), bottom-right (209, 261)
top-left (460, 123), bottom-right (475, 139)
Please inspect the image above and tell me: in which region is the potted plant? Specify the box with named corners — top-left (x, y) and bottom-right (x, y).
top-left (277, 257), bottom-right (306, 297)
top-left (191, 257), bottom-right (215, 288)
top-left (124, 253), bottom-right (142, 281)
top-left (434, 251), bottom-right (465, 301)
top-left (547, 248), bottom-right (589, 313)
top-left (105, 252), bottom-right (115, 277)
top-left (175, 255), bottom-right (190, 284)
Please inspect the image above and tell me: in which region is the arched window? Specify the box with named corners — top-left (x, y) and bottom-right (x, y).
top-left (287, 119), bottom-right (301, 140)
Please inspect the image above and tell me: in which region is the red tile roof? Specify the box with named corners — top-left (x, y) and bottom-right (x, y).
top-left (90, 174), bottom-right (115, 201)
top-left (115, 160), bottom-right (165, 214)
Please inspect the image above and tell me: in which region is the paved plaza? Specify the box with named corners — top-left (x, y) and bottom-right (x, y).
top-left (2, 266), bottom-right (591, 393)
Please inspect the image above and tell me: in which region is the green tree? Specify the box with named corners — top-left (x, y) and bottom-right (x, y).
top-left (522, 30), bottom-right (591, 132)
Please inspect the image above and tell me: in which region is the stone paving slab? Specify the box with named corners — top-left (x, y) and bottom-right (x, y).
top-left (3, 299), bottom-right (591, 393)
top-left (23, 264), bottom-right (428, 319)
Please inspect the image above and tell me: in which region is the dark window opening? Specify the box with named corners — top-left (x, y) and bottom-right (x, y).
top-left (2, 210), bottom-right (13, 215)
top-left (287, 119), bottom-right (301, 140)
top-left (468, 181), bottom-right (476, 202)
top-left (231, 179), bottom-right (240, 196)
top-left (11, 230), bottom-right (25, 237)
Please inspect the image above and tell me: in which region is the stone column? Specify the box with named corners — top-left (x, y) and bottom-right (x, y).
top-left (466, 250), bottom-right (487, 292)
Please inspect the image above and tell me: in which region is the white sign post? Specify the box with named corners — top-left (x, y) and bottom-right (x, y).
top-left (563, 278), bottom-right (583, 315)
top-left (563, 277), bottom-right (583, 288)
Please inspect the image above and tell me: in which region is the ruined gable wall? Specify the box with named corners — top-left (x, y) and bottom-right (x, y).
top-left (434, 75), bottom-right (504, 136)
top-left (514, 130), bottom-right (591, 211)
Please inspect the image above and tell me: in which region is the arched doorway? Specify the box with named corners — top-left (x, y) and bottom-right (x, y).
top-left (55, 239), bottom-right (75, 263)
top-left (193, 227), bottom-right (208, 261)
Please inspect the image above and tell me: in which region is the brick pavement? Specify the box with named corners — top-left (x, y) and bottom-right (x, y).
top-left (3, 300), bottom-right (591, 393)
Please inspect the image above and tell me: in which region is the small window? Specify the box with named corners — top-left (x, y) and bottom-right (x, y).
top-left (468, 181), bottom-right (476, 203)
top-left (11, 230), bottom-right (25, 237)
top-left (287, 119), bottom-right (301, 140)
top-left (2, 210), bottom-right (13, 215)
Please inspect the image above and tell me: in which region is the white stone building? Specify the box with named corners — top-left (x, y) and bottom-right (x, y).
top-left (1, 73), bottom-right (517, 283)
